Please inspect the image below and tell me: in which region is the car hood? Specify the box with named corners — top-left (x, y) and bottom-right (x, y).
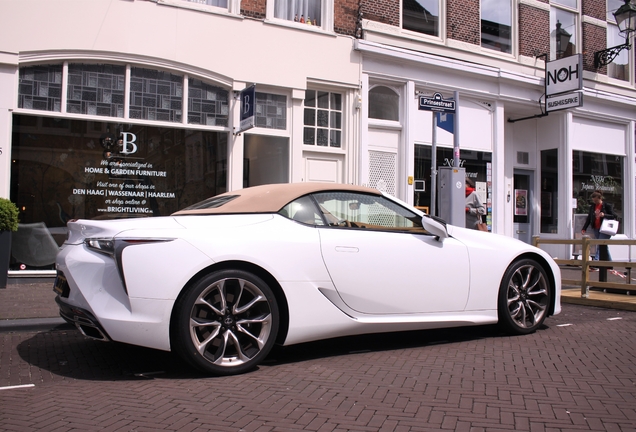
top-left (447, 224), bottom-right (550, 257)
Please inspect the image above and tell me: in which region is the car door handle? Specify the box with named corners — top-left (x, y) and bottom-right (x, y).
top-left (335, 246), bottom-right (359, 253)
top-left (516, 230), bottom-right (526, 234)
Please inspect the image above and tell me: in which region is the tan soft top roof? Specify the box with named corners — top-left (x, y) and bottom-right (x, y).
top-left (172, 182), bottom-right (381, 215)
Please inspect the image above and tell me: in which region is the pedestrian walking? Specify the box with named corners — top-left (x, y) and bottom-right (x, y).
top-left (581, 191), bottom-right (616, 268)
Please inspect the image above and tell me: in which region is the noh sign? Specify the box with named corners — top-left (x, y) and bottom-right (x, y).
top-left (545, 54), bottom-right (582, 97)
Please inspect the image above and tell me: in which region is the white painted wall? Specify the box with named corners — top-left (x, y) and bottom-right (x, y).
top-left (0, 61), bottom-right (17, 197)
top-left (0, 0), bottom-right (360, 91)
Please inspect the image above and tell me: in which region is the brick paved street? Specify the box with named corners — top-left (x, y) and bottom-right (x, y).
top-left (1, 303), bottom-right (635, 431)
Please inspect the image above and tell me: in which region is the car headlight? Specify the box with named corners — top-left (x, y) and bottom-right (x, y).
top-left (85, 238), bottom-right (115, 256)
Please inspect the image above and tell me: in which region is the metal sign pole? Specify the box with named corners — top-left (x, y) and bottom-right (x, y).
top-left (431, 114), bottom-right (437, 217)
top-left (453, 91), bottom-right (460, 168)
top-left (418, 92), bottom-right (456, 219)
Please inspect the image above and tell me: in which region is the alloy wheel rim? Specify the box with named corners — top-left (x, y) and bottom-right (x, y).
top-left (189, 277), bottom-right (272, 367)
top-left (506, 264), bottom-right (549, 329)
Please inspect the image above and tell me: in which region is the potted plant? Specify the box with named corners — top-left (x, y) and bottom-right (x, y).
top-left (0, 198), bottom-right (19, 288)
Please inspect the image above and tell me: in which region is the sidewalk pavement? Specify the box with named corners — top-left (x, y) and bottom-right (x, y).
top-left (0, 277), bottom-right (68, 332)
top-left (1, 267), bottom-right (635, 332)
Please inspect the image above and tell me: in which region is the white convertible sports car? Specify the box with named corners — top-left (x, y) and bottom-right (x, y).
top-left (55, 182), bottom-right (561, 375)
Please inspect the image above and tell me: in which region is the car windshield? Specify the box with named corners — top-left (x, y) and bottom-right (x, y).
top-left (180, 195), bottom-right (240, 210)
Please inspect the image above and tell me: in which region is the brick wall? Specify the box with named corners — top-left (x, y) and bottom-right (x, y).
top-left (447, 0), bottom-right (480, 46)
top-left (335, 0), bottom-right (360, 36)
top-left (241, 0), bottom-right (266, 20)
top-left (359, 0), bottom-right (399, 27)
top-left (583, 22), bottom-right (607, 72)
top-left (583, 0), bottom-right (605, 21)
top-left (582, 0), bottom-right (608, 73)
top-left (239, 0), bottom-right (615, 76)
top-left (519, 4), bottom-right (550, 58)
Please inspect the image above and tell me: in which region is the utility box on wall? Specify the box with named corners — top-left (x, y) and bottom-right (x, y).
top-left (438, 167), bottom-right (465, 227)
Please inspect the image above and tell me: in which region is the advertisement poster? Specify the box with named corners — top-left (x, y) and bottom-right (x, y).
top-left (515, 189), bottom-right (527, 216)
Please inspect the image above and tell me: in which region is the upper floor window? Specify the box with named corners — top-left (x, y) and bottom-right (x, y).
top-left (303, 90), bottom-right (342, 147)
top-left (550, 0), bottom-right (578, 60)
top-left (607, 0), bottom-right (631, 82)
top-left (158, 0), bottom-right (235, 12)
top-left (481, 0), bottom-right (512, 53)
top-left (182, 0), bottom-right (227, 7)
top-left (268, 0), bottom-right (334, 31)
top-left (369, 86), bottom-right (399, 121)
top-left (607, 0), bottom-right (623, 20)
top-left (275, 0), bottom-right (321, 25)
top-left (607, 23), bottom-right (630, 81)
top-left (402, 0), bottom-right (440, 37)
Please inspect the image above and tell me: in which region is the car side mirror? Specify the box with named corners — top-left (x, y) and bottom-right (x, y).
top-left (421, 215), bottom-right (448, 239)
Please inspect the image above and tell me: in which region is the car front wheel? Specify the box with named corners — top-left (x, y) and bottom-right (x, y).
top-left (172, 270), bottom-right (279, 375)
top-left (498, 258), bottom-right (551, 335)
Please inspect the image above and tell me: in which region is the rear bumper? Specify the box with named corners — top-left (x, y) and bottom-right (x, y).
top-left (55, 296), bottom-right (111, 341)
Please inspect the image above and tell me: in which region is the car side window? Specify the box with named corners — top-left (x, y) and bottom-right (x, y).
top-left (279, 195), bottom-right (326, 226)
top-left (311, 192), bottom-right (426, 232)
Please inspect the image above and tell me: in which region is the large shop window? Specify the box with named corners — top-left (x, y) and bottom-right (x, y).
top-left (481, 0), bottom-right (512, 54)
top-left (572, 150), bottom-right (623, 234)
top-left (402, 0), bottom-right (440, 37)
top-left (414, 145), bottom-right (492, 222)
top-left (9, 115), bottom-right (228, 271)
top-left (303, 89), bottom-right (342, 147)
top-left (243, 135), bottom-right (290, 187)
top-left (540, 149), bottom-right (559, 233)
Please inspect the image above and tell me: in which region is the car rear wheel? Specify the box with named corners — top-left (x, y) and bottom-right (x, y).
top-left (172, 270), bottom-right (279, 375)
top-left (497, 259), bottom-right (551, 335)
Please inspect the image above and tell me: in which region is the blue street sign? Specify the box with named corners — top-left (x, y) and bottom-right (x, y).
top-left (436, 112), bottom-right (454, 134)
top-left (239, 85), bottom-right (255, 133)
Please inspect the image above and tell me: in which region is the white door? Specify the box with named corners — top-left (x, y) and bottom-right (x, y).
top-left (313, 190), bottom-right (471, 314)
top-left (319, 228), bottom-right (471, 314)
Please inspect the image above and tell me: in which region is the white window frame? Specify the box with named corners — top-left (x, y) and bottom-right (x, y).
top-left (156, 0), bottom-right (241, 16)
top-left (265, 0), bottom-right (334, 32)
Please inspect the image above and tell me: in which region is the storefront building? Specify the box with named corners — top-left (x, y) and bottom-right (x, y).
top-left (354, 38), bottom-right (635, 259)
top-left (0, 0), bottom-right (361, 275)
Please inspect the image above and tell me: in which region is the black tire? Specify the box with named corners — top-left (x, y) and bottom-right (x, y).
top-left (497, 258), bottom-right (551, 335)
top-left (172, 269), bottom-right (279, 375)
